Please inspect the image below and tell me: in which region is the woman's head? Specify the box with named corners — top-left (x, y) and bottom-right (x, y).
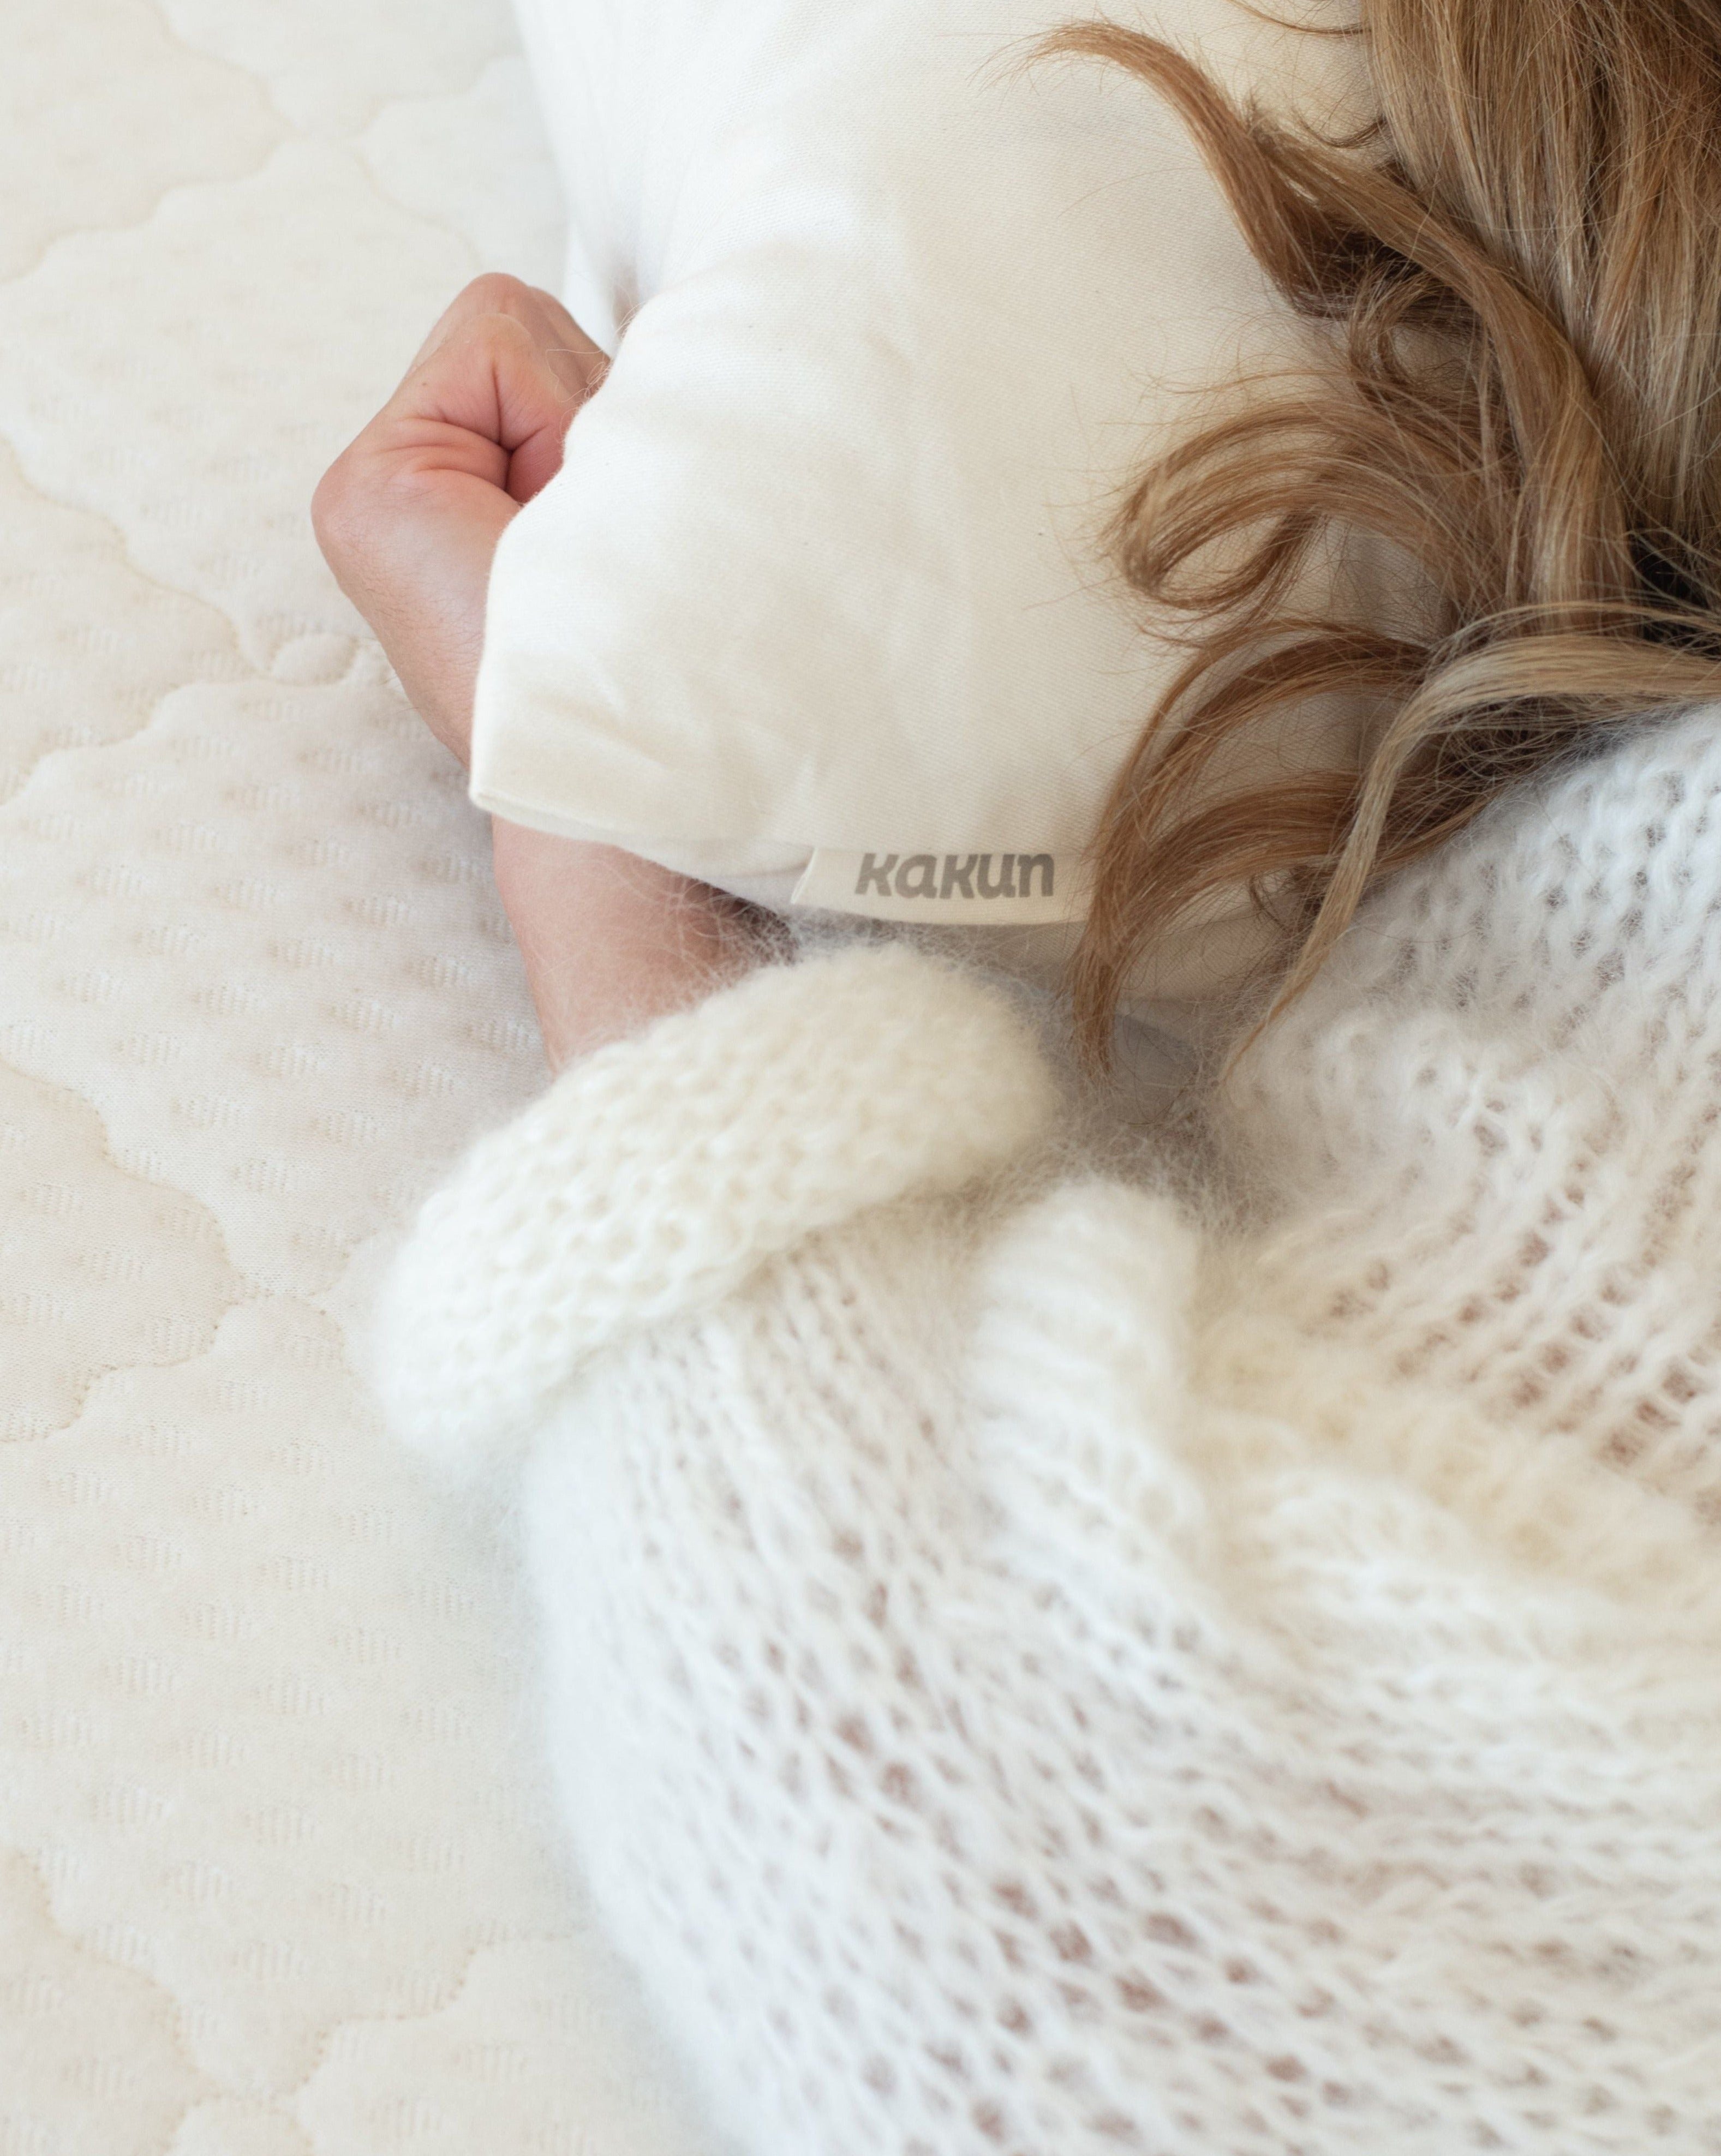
top-left (1057, 0), bottom-right (1721, 1062)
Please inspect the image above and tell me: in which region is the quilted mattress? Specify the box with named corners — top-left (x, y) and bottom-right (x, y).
top-left (1, 3), bottom-right (718, 2149)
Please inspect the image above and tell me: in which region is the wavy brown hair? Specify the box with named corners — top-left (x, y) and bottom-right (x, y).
top-left (1050, 0), bottom-right (1721, 1063)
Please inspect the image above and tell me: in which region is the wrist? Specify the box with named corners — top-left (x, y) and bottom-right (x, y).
top-left (490, 819), bottom-right (769, 1071)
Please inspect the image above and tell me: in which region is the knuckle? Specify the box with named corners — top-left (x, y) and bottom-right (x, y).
top-left (459, 271), bottom-right (531, 315)
top-left (309, 464), bottom-right (343, 542)
top-left (310, 455), bottom-right (365, 555)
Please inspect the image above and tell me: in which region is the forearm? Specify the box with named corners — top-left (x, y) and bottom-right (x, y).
top-left (312, 274), bottom-right (774, 1069)
top-left (489, 817), bottom-right (772, 1070)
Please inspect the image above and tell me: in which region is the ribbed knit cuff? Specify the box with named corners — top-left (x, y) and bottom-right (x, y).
top-left (368, 942), bottom-right (1059, 1475)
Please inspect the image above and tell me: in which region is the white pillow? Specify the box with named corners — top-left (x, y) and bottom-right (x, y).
top-left (476, 0), bottom-right (1379, 934)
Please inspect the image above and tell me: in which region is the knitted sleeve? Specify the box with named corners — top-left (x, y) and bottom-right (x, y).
top-left (368, 942), bottom-right (1059, 1472)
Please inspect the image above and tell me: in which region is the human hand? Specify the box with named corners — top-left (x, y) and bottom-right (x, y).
top-left (312, 274), bottom-right (607, 765)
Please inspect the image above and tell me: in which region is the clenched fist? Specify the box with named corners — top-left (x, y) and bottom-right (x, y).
top-left (312, 274), bottom-right (607, 764)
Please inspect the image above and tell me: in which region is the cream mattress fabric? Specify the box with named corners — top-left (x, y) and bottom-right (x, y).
top-left (0, 3), bottom-right (716, 2149)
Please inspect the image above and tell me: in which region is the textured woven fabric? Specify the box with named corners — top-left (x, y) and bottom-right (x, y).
top-left (375, 703), bottom-right (1721, 2153)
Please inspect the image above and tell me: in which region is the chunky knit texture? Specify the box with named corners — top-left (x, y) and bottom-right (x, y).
top-left (374, 706), bottom-right (1721, 2154)
top-left (369, 942), bottom-right (1058, 1472)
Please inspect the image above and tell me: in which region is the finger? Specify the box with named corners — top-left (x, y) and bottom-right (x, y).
top-left (405, 272), bottom-right (542, 374)
top-left (525, 284), bottom-right (612, 394)
top-left (405, 274), bottom-right (605, 397)
top-left (387, 314), bottom-right (579, 504)
top-left (392, 316), bottom-right (563, 442)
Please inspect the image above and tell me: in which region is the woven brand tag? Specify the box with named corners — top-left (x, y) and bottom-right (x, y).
top-left (792, 848), bottom-right (1091, 925)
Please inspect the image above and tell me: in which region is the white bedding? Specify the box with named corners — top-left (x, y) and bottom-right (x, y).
top-left (0, 3), bottom-right (717, 2148)
top-left (477, 0), bottom-right (1375, 947)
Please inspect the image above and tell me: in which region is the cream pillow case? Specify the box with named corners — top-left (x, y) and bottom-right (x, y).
top-left (477, 0), bottom-right (1380, 949)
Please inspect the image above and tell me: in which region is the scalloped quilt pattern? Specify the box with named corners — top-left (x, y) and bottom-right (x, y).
top-left (0, 4), bottom-right (715, 2150)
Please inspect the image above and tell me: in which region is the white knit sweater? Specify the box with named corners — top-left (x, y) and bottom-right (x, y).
top-left (373, 705), bottom-right (1721, 2154)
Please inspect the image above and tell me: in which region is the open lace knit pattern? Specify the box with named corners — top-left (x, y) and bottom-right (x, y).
top-left (373, 704), bottom-right (1721, 2154)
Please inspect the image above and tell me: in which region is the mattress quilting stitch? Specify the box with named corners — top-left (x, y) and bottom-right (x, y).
top-left (0, 2), bottom-right (712, 2149)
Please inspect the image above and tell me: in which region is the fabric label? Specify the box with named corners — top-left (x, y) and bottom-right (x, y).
top-left (792, 848), bottom-right (1091, 925)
